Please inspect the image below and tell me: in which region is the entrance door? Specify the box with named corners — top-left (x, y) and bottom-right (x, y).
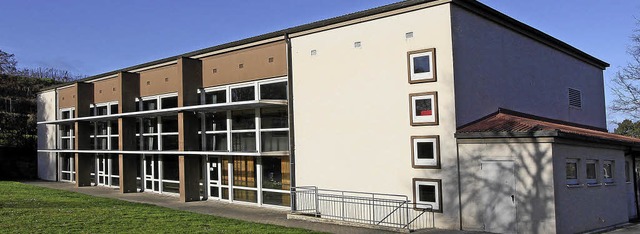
top-left (97, 155), bottom-right (108, 186)
top-left (208, 156), bottom-right (220, 198)
top-left (481, 160), bottom-right (516, 233)
top-left (144, 155), bottom-right (159, 192)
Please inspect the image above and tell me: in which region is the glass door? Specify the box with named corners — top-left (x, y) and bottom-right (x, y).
top-left (96, 154), bottom-right (108, 186)
top-left (144, 155), bottom-right (159, 192)
top-left (208, 156), bottom-right (220, 198)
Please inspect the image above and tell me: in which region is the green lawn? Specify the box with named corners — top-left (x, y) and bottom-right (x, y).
top-left (0, 181), bottom-right (316, 233)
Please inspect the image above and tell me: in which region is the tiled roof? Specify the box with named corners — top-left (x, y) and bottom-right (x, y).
top-left (456, 109), bottom-right (640, 147)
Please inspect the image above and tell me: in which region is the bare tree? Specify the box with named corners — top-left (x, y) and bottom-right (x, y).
top-left (0, 49), bottom-right (18, 75)
top-left (611, 23), bottom-right (640, 119)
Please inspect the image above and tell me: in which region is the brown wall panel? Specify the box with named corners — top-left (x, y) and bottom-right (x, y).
top-left (75, 82), bottom-right (94, 118)
top-left (58, 86), bottom-right (77, 109)
top-left (93, 77), bottom-right (120, 104)
top-left (139, 64), bottom-right (179, 97)
top-left (202, 41), bottom-right (287, 88)
top-left (177, 57), bottom-right (203, 107)
top-left (119, 72), bottom-right (140, 113)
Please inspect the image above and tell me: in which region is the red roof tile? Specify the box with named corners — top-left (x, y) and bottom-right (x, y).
top-left (456, 109), bottom-right (640, 146)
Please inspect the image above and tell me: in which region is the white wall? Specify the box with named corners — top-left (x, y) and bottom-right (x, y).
top-left (291, 4), bottom-right (460, 229)
top-left (450, 6), bottom-right (607, 129)
top-left (37, 90), bottom-right (57, 181)
top-left (458, 141), bottom-right (557, 234)
top-left (552, 143), bottom-right (628, 234)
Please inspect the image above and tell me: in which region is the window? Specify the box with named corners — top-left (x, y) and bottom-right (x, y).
top-left (603, 160), bottom-right (614, 184)
top-left (231, 86), bottom-right (255, 102)
top-left (260, 82), bottom-right (287, 100)
top-left (566, 159), bottom-right (578, 185)
top-left (205, 90), bottom-right (226, 104)
top-left (409, 92), bottom-right (438, 126)
top-left (411, 136), bottom-right (440, 169)
top-left (407, 48), bottom-right (436, 83)
top-left (413, 179), bottom-right (441, 212)
top-left (586, 160), bottom-right (598, 185)
top-left (161, 96), bottom-right (178, 109)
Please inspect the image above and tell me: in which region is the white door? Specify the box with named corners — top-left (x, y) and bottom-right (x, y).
top-left (208, 156), bottom-right (220, 198)
top-left (481, 160), bottom-right (516, 233)
top-left (97, 155), bottom-right (107, 186)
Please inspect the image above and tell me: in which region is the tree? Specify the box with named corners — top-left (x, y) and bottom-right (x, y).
top-left (614, 119), bottom-right (640, 138)
top-left (0, 49), bottom-right (18, 75)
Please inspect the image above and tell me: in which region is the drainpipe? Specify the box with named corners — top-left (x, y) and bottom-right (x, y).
top-left (456, 142), bottom-right (463, 230)
top-left (285, 33), bottom-right (297, 209)
top-left (632, 151), bottom-right (640, 221)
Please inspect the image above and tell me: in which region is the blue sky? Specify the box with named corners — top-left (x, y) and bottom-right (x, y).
top-left (1, 0), bottom-right (638, 130)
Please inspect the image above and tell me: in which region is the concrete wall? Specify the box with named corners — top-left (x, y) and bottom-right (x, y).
top-left (450, 6), bottom-right (606, 129)
top-left (37, 90), bottom-right (57, 181)
top-left (552, 143), bottom-right (628, 234)
top-left (457, 140), bottom-right (557, 234)
top-left (291, 4), bottom-right (460, 229)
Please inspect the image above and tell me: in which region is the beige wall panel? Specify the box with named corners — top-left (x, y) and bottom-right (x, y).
top-left (57, 85), bottom-right (76, 109)
top-left (458, 142), bottom-right (556, 234)
top-left (93, 77), bottom-right (120, 104)
top-left (291, 4), bottom-right (458, 229)
top-left (552, 144), bottom-right (628, 233)
top-left (139, 64), bottom-right (179, 97)
top-left (201, 41), bottom-right (287, 88)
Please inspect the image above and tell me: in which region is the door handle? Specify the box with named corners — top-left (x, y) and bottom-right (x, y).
top-left (511, 195), bottom-right (515, 203)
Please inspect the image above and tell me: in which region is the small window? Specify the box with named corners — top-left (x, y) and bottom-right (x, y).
top-left (407, 48), bottom-right (436, 83)
top-left (97, 106), bottom-right (108, 116)
top-left (142, 99), bottom-right (157, 111)
top-left (566, 159), bottom-right (578, 185)
top-left (413, 179), bottom-right (441, 212)
top-left (411, 136), bottom-right (440, 169)
top-left (231, 86), bottom-right (255, 102)
top-left (110, 104), bottom-right (118, 115)
top-left (409, 92), bottom-right (438, 126)
top-left (603, 160), bottom-right (614, 184)
top-left (586, 160), bottom-right (598, 185)
top-left (161, 96), bottom-right (178, 109)
top-left (568, 88), bottom-right (582, 109)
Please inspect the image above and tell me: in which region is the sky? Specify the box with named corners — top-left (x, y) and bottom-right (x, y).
top-left (1, 0), bottom-right (639, 130)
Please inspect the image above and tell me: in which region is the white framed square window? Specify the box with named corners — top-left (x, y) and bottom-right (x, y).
top-left (603, 160), bottom-right (614, 184)
top-left (413, 178), bottom-right (442, 212)
top-left (566, 158), bottom-right (579, 185)
top-left (586, 159), bottom-right (599, 185)
top-left (409, 92), bottom-right (438, 126)
top-left (407, 48), bottom-right (436, 83)
top-left (411, 136), bottom-right (440, 169)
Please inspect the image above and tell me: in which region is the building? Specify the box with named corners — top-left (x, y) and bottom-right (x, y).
top-left (36, 0), bottom-right (640, 233)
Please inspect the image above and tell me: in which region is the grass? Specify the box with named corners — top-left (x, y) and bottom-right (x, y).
top-left (0, 181), bottom-right (317, 233)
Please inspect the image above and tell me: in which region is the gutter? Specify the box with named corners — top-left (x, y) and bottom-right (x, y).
top-left (285, 33), bottom-right (297, 209)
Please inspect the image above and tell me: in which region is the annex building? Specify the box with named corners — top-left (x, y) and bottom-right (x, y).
top-left (36, 0), bottom-right (640, 233)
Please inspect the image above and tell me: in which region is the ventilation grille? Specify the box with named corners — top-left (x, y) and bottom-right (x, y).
top-left (568, 88), bottom-right (582, 108)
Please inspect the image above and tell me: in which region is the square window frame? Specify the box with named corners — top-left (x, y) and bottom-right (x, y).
top-left (411, 135), bottom-right (440, 169)
top-left (409, 92), bottom-right (439, 126)
top-left (412, 178), bottom-right (442, 213)
top-left (407, 48), bottom-right (437, 84)
top-left (565, 158), bottom-right (579, 185)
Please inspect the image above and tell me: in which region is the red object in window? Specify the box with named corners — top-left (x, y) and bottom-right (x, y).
top-left (420, 110), bottom-right (432, 116)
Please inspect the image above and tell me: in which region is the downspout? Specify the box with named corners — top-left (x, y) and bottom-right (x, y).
top-left (632, 151), bottom-right (640, 221)
top-left (456, 141), bottom-right (463, 230)
top-left (285, 33), bottom-right (297, 209)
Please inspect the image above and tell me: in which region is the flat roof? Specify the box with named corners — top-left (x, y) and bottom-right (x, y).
top-left (41, 0), bottom-right (609, 92)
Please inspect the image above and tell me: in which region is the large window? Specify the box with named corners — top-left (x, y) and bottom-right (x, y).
top-left (59, 108), bottom-right (75, 150)
top-left (136, 94), bottom-right (178, 151)
top-left (413, 178), bottom-right (441, 212)
top-left (90, 102), bottom-right (118, 151)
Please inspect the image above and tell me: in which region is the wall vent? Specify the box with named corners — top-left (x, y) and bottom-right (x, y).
top-left (568, 88), bottom-right (582, 109)
top-left (406, 32), bottom-right (414, 39)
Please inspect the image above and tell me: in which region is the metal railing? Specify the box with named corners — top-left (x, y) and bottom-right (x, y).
top-left (291, 186), bottom-right (434, 231)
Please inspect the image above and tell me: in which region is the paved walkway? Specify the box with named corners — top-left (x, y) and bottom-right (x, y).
top-left (24, 181), bottom-right (476, 234)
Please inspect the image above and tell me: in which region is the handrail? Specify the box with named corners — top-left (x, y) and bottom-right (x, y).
top-left (290, 186), bottom-right (433, 231)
